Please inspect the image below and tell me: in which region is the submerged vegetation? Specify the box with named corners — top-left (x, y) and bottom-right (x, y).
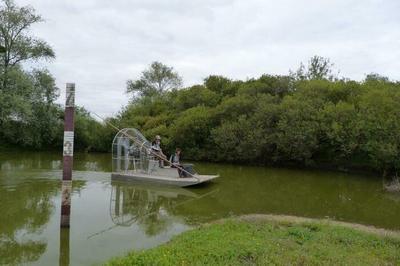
top-left (107, 217), bottom-right (400, 265)
top-left (2, 0), bottom-right (400, 181)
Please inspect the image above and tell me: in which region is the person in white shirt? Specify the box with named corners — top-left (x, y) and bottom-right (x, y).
top-left (151, 135), bottom-right (166, 167)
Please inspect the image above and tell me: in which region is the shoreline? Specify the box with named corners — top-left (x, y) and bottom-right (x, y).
top-left (0, 148), bottom-right (380, 176)
top-left (107, 214), bottom-right (400, 265)
top-left (221, 214), bottom-right (400, 238)
top-left (2, 147), bottom-right (399, 192)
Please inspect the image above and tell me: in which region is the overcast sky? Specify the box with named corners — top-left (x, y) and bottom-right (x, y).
top-left (17, 0), bottom-right (400, 117)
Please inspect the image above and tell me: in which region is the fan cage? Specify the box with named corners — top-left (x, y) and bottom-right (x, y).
top-left (112, 128), bottom-right (157, 174)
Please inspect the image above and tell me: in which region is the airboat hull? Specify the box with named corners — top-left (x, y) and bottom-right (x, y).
top-left (111, 128), bottom-right (219, 187)
top-left (111, 171), bottom-right (219, 187)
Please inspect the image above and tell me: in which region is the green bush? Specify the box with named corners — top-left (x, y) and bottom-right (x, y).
top-left (115, 73), bottom-right (400, 176)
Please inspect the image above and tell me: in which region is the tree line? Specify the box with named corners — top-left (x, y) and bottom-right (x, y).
top-left (117, 60), bottom-right (400, 177)
top-left (2, 0), bottom-right (400, 178)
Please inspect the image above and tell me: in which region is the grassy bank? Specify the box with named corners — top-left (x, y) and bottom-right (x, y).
top-left (107, 215), bottom-right (400, 266)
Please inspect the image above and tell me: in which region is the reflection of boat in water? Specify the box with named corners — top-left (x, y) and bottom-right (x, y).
top-left (110, 181), bottom-right (201, 227)
top-left (87, 181), bottom-right (218, 239)
top-left (111, 128), bottom-right (219, 187)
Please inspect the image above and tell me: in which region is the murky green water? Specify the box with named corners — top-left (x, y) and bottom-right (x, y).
top-left (1, 151), bottom-right (399, 265)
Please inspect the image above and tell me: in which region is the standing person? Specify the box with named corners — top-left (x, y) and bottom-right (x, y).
top-left (151, 135), bottom-right (167, 167)
top-left (170, 148), bottom-right (184, 177)
top-left (170, 148), bottom-right (181, 167)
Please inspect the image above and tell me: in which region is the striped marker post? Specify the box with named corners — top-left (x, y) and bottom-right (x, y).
top-left (60, 83), bottom-right (75, 228)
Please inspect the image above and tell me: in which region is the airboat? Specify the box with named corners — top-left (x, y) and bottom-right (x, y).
top-left (111, 128), bottom-right (219, 187)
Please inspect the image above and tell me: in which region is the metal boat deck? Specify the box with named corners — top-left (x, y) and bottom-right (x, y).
top-left (111, 168), bottom-right (218, 187)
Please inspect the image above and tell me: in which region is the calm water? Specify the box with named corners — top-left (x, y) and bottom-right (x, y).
top-left (1, 151), bottom-right (400, 265)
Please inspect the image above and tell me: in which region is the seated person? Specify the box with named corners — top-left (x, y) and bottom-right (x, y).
top-left (151, 135), bottom-right (167, 167)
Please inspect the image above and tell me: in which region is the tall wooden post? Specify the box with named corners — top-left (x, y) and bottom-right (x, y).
top-left (61, 83), bottom-right (75, 228)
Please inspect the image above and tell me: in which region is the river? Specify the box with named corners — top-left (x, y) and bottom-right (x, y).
top-left (1, 151), bottom-right (399, 265)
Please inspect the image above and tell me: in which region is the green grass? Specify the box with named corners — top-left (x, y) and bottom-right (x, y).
top-left (106, 218), bottom-right (400, 266)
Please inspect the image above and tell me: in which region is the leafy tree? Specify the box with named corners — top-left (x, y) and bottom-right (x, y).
top-left (364, 73), bottom-right (389, 83)
top-left (126, 61), bottom-right (182, 99)
top-left (214, 94), bottom-right (256, 121)
top-left (307, 56), bottom-right (335, 80)
top-left (0, 0), bottom-right (54, 88)
top-left (204, 75), bottom-right (235, 96)
top-left (28, 70), bottom-right (60, 147)
top-left (356, 88), bottom-right (400, 173)
top-left (174, 85), bottom-right (220, 111)
top-left (73, 107), bottom-right (118, 152)
top-left (319, 101), bottom-right (360, 161)
top-left (0, 0), bottom-right (114, 152)
top-left (291, 55), bottom-right (336, 81)
top-left (274, 96), bottom-right (321, 165)
top-left (0, 67), bottom-right (61, 148)
top-left (0, 0), bottom-right (59, 149)
top-left (31, 69), bottom-right (59, 105)
top-left (238, 75), bottom-right (293, 98)
top-left (211, 115), bottom-right (265, 162)
top-left (170, 106), bottom-right (216, 160)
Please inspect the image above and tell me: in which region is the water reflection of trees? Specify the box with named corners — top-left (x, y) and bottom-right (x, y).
top-left (110, 182), bottom-right (199, 236)
top-left (0, 177), bottom-right (86, 265)
top-left (0, 180), bottom-right (58, 265)
top-left (0, 151), bottom-right (111, 172)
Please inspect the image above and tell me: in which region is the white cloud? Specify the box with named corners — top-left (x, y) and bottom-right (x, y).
top-left (16, 0), bottom-right (400, 117)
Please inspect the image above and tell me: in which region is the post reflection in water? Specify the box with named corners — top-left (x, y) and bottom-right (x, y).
top-left (59, 228), bottom-right (70, 266)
